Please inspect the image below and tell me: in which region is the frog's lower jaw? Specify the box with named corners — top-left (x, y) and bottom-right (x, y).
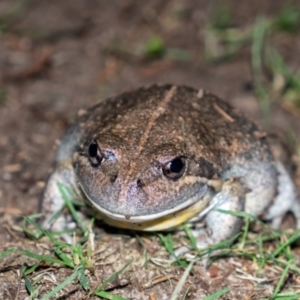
top-left (82, 185), bottom-right (212, 231)
top-left (99, 197), bottom-right (211, 231)
top-left (92, 189), bottom-right (215, 231)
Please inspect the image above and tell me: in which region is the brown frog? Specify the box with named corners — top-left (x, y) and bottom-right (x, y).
top-left (41, 84), bottom-right (300, 249)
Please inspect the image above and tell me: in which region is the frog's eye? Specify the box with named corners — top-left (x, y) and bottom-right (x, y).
top-left (162, 157), bottom-right (186, 180)
top-left (88, 141), bottom-right (103, 167)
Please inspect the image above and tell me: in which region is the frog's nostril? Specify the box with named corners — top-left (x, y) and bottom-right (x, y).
top-left (136, 179), bottom-right (144, 188)
top-left (127, 182), bottom-right (148, 208)
top-left (110, 175), bottom-right (118, 183)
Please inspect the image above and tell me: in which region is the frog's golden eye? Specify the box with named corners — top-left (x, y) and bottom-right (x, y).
top-left (88, 141), bottom-right (103, 167)
top-left (163, 157), bottom-right (186, 180)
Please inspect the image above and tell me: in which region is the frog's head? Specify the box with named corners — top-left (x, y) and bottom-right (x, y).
top-left (73, 84), bottom-right (223, 229)
top-left (74, 134), bottom-right (221, 229)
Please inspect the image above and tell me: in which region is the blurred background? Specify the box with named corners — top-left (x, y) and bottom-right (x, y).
top-left (1, 0), bottom-right (300, 230)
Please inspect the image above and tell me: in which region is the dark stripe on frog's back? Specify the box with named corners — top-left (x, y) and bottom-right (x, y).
top-left (77, 84), bottom-right (175, 138)
top-left (53, 85), bottom-right (172, 163)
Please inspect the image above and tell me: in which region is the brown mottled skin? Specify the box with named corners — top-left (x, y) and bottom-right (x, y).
top-left (41, 84), bottom-right (300, 249)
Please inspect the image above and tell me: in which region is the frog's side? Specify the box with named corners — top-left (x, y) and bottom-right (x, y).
top-left (41, 84), bottom-right (300, 249)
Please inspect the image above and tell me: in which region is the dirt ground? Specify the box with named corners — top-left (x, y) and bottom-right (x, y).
top-left (1, 1), bottom-right (300, 299)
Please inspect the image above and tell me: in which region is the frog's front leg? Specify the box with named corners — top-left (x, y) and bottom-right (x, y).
top-left (193, 180), bottom-right (245, 248)
top-left (175, 180), bottom-right (245, 257)
top-left (40, 160), bottom-right (79, 232)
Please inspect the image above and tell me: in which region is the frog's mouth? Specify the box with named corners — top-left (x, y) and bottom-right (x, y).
top-left (81, 183), bottom-right (214, 231)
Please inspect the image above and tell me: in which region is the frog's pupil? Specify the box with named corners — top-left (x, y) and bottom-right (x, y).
top-left (170, 158), bottom-right (184, 173)
top-left (89, 143), bottom-right (98, 157)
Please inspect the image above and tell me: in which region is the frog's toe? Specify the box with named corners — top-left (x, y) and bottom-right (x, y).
top-left (270, 216), bottom-right (284, 230)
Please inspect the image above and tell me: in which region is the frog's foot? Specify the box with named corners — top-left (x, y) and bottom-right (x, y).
top-left (174, 180), bottom-right (245, 260)
top-left (264, 161), bottom-right (300, 229)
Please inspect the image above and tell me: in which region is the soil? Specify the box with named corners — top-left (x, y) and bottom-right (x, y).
top-left (1, 1), bottom-right (300, 299)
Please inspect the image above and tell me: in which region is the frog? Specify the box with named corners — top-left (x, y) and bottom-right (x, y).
top-left (40, 84), bottom-right (300, 251)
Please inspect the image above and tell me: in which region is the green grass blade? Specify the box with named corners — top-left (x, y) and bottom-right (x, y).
top-left (158, 233), bottom-right (175, 256)
top-left (23, 262), bottom-right (42, 276)
top-left (273, 229), bottom-right (300, 257)
top-left (79, 265), bottom-right (89, 290)
top-left (269, 294), bottom-right (300, 300)
top-left (22, 214), bottom-right (44, 239)
top-left (24, 276), bottom-right (33, 295)
top-left (94, 290), bottom-right (129, 300)
top-left (216, 209), bottom-right (262, 223)
top-left (273, 260), bottom-right (292, 297)
top-left (40, 268), bottom-right (80, 300)
top-left (57, 183), bottom-right (85, 231)
top-left (202, 287), bottom-right (230, 300)
top-left (96, 260), bottom-right (132, 292)
top-left (170, 260), bottom-right (194, 300)
top-left (0, 248), bottom-right (15, 258)
top-left (54, 247), bottom-right (74, 267)
top-left (239, 217), bottom-right (250, 249)
top-left (182, 224), bottom-right (197, 249)
top-left (19, 248), bottom-right (74, 268)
